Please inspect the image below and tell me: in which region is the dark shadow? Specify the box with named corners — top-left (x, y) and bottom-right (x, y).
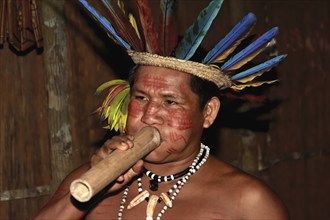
top-left (65, 1), bottom-right (134, 78)
top-left (8, 43), bottom-right (44, 56)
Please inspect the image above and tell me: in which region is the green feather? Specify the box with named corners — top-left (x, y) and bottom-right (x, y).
top-left (95, 79), bottom-right (130, 133)
top-left (95, 79), bottom-right (128, 95)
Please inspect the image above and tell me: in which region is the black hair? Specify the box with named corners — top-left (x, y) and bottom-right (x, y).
top-left (128, 65), bottom-right (219, 110)
top-left (190, 74), bottom-right (219, 109)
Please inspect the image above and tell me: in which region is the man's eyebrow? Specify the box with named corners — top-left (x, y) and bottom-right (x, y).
top-left (161, 93), bottom-right (180, 99)
top-left (131, 87), bottom-right (146, 94)
top-left (133, 87), bottom-right (182, 99)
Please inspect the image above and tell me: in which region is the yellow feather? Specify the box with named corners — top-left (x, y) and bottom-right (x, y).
top-left (117, 0), bottom-right (125, 13)
top-left (129, 13), bottom-right (141, 39)
top-left (226, 47), bottom-right (264, 71)
top-left (231, 80), bottom-right (278, 90)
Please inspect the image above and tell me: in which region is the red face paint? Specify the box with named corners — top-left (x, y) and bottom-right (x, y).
top-left (126, 66), bottom-right (207, 163)
top-left (128, 99), bottom-right (143, 118)
top-left (169, 131), bottom-right (188, 145)
top-left (166, 147), bottom-right (178, 155)
top-left (167, 108), bottom-right (193, 130)
top-left (142, 74), bottom-right (169, 91)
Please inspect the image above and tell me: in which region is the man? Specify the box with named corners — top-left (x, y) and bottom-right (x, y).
top-left (33, 0), bottom-right (289, 219)
top-left (33, 64), bottom-right (288, 219)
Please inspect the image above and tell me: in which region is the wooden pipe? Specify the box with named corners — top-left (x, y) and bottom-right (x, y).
top-left (70, 126), bottom-right (161, 202)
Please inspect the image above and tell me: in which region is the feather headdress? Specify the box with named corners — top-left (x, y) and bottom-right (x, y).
top-left (78, 0), bottom-right (286, 132)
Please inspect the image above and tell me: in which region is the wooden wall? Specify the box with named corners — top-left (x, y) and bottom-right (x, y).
top-left (0, 0), bottom-right (329, 219)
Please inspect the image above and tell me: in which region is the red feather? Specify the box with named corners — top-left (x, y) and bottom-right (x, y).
top-left (159, 0), bottom-right (178, 56)
top-left (136, 0), bottom-right (159, 54)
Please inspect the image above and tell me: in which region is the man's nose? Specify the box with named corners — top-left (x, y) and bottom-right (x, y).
top-left (141, 101), bottom-right (164, 125)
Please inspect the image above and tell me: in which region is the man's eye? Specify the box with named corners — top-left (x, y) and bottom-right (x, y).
top-left (164, 100), bottom-right (178, 105)
top-left (134, 95), bottom-right (148, 101)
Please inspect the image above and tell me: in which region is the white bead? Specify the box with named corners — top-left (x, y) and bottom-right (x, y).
top-left (117, 143), bottom-right (210, 220)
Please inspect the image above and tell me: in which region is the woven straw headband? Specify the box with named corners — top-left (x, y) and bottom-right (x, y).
top-left (128, 51), bottom-right (232, 89)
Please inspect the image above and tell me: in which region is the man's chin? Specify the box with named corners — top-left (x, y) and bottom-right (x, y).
top-left (143, 150), bottom-right (168, 164)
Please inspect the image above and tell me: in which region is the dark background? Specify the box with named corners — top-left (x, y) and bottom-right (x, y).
top-left (1, 0), bottom-right (329, 219)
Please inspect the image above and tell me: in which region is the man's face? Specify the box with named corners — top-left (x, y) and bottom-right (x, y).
top-left (126, 66), bottom-right (207, 163)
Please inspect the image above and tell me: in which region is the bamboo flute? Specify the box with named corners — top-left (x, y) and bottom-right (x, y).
top-left (70, 126), bottom-right (161, 202)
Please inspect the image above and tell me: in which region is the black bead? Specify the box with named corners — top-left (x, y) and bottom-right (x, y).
top-left (149, 179), bottom-right (158, 191)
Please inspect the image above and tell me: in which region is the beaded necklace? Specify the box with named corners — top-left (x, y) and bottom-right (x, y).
top-left (143, 165), bottom-right (190, 191)
top-left (117, 143), bottom-right (210, 220)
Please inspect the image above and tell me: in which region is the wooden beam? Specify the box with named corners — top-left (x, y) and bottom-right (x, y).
top-left (1, 185), bottom-right (50, 201)
top-left (40, 0), bottom-right (73, 193)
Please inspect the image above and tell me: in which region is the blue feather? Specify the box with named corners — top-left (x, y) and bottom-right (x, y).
top-left (231, 54), bottom-right (287, 81)
top-left (175, 0), bottom-right (224, 60)
top-left (202, 12), bottom-right (256, 64)
top-left (221, 26), bottom-right (279, 71)
top-left (78, 0), bottom-right (131, 50)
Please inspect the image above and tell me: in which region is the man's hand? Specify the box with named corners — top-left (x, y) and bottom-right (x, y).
top-left (90, 134), bottom-right (144, 191)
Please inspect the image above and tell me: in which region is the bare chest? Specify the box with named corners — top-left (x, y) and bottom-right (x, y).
top-left (86, 187), bottom-right (237, 219)
top-left (87, 199), bottom-right (223, 219)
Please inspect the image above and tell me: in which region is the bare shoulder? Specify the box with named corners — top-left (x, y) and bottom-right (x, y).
top-left (199, 156), bottom-right (289, 219)
top-left (230, 171), bottom-right (289, 219)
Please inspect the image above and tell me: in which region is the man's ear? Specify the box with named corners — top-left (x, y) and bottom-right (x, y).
top-left (203, 97), bottom-right (221, 128)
